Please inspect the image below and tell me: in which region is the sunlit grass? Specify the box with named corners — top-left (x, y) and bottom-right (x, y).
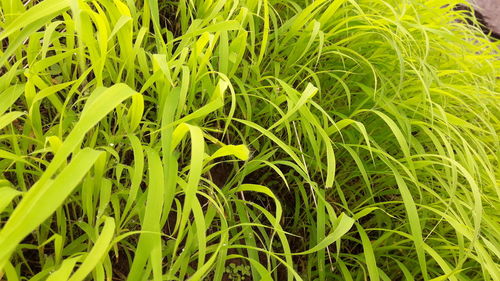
top-left (0, 0), bottom-right (498, 280)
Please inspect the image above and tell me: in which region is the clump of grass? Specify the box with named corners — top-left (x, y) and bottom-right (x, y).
top-left (0, 0), bottom-right (498, 280)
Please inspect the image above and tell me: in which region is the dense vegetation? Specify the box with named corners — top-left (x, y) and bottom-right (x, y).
top-left (0, 0), bottom-right (499, 280)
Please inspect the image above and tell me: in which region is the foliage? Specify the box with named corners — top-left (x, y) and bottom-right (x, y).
top-left (0, 0), bottom-right (499, 280)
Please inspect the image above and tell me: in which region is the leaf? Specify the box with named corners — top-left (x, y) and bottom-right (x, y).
top-left (127, 148), bottom-right (165, 281)
top-left (0, 148), bottom-right (103, 269)
top-left (0, 186), bottom-right (22, 214)
top-left (0, 111), bottom-right (24, 131)
top-left (0, 0), bottom-right (70, 41)
top-left (0, 85), bottom-right (24, 116)
top-left (356, 223), bottom-right (379, 281)
top-left (46, 257), bottom-right (81, 281)
top-left (68, 217), bottom-right (116, 281)
top-left (209, 144), bottom-right (250, 161)
top-left (296, 213), bottom-right (354, 255)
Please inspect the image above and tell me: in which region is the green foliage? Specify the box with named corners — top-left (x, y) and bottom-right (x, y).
top-left (0, 0), bottom-right (498, 280)
top-left (225, 263), bottom-right (251, 281)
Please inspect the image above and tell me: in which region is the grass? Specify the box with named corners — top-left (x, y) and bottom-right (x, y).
top-left (0, 0), bottom-right (499, 280)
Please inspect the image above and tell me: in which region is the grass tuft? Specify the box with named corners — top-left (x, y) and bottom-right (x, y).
top-left (0, 0), bottom-right (499, 280)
